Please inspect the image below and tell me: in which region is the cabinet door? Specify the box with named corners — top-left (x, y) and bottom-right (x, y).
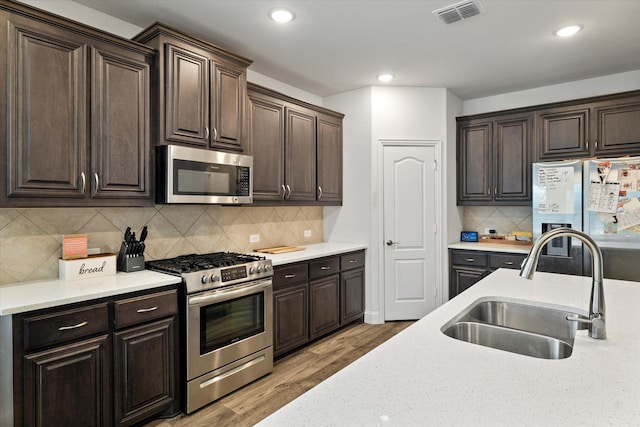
top-left (91, 47), bottom-right (151, 200)
top-left (285, 106), bottom-right (316, 201)
top-left (457, 120), bottom-right (492, 203)
top-left (592, 97), bottom-right (640, 156)
top-left (23, 335), bottom-right (111, 427)
top-left (6, 19), bottom-right (87, 199)
top-left (494, 114), bottom-right (532, 202)
top-left (210, 60), bottom-right (246, 151)
top-left (341, 268), bottom-right (364, 325)
top-left (309, 275), bottom-right (340, 340)
top-left (316, 114), bottom-right (343, 203)
top-left (449, 266), bottom-right (486, 299)
top-left (164, 44), bottom-right (209, 147)
top-left (247, 93), bottom-right (285, 200)
top-left (273, 283), bottom-right (308, 357)
top-left (535, 105), bottom-right (590, 160)
top-left (113, 317), bottom-right (176, 427)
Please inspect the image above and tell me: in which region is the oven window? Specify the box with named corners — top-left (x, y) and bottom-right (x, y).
top-left (200, 292), bottom-right (264, 354)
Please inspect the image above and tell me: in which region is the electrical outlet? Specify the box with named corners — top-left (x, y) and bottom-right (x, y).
top-left (304, 229), bottom-right (312, 237)
top-left (249, 234), bottom-right (260, 243)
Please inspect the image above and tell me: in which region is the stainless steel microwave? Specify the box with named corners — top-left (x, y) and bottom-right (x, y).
top-left (156, 145), bottom-right (253, 204)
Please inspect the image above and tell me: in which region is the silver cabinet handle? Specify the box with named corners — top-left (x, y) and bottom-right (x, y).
top-left (285, 184), bottom-right (291, 200)
top-left (349, 259), bottom-right (357, 263)
top-left (464, 258), bottom-right (475, 262)
top-left (205, 127), bottom-right (210, 140)
top-left (284, 274), bottom-right (296, 278)
top-left (212, 127), bottom-right (218, 143)
top-left (58, 321), bottom-right (88, 331)
top-left (487, 188), bottom-right (490, 195)
top-left (80, 172), bottom-right (86, 193)
top-left (317, 186), bottom-right (323, 199)
top-left (320, 266), bottom-right (331, 270)
top-left (494, 187), bottom-right (498, 195)
top-left (137, 306), bottom-right (158, 313)
top-left (94, 172), bottom-right (99, 190)
top-left (281, 184), bottom-right (286, 200)
top-left (503, 261), bottom-right (514, 266)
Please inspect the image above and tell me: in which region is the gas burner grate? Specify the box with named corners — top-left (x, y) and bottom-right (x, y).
top-left (147, 252), bottom-right (266, 274)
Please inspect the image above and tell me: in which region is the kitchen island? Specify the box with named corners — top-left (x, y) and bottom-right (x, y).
top-left (257, 268), bottom-right (640, 426)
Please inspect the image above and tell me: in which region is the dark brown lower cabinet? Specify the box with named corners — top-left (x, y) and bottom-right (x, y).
top-left (23, 335), bottom-right (111, 427)
top-left (273, 282), bottom-right (309, 356)
top-left (309, 275), bottom-right (340, 340)
top-left (113, 317), bottom-right (176, 426)
top-left (0, 286), bottom-right (179, 427)
top-left (273, 250), bottom-right (365, 358)
top-left (449, 249), bottom-right (526, 299)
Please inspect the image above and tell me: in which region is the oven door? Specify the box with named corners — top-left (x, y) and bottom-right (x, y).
top-left (186, 278), bottom-right (272, 380)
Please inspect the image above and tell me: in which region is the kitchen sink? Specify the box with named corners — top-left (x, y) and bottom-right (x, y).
top-left (441, 298), bottom-right (587, 359)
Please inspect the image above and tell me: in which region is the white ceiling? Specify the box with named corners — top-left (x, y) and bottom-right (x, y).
top-left (71, 0), bottom-right (640, 100)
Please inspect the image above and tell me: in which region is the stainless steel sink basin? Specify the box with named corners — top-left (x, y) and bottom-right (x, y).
top-left (441, 298), bottom-right (586, 360)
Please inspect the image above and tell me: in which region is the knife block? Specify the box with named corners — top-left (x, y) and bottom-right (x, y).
top-left (117, 242), bottom-right (145, 273)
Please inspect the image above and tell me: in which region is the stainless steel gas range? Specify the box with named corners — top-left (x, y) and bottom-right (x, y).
top-left (147, 252), bottom-right (273, 414)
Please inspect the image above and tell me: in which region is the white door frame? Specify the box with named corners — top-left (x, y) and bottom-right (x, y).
top-left (377, 139), bottom-right (444, 322)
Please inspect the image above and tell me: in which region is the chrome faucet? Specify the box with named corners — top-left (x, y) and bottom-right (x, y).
top-left (519, 227), bottom-right (606, 339)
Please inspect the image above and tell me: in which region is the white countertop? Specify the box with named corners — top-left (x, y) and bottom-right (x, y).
top-left (258, 269), bottom-right (640, 426)
top-left (448, 241), bottom-right (532, 254)
top-left (0, 271), bottom-right (181, 315)
top-left (252, 242), bottom-right (367, 266)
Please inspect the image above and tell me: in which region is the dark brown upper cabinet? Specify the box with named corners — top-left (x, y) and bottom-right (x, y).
top-left (134, 24), bottom-right (251, 153)
top-left (247, 83), bottom-right (344, 205)
top-left (0, 2), bottom-right (154, 207)
top-left (535, 92), bottom-right (640, 161)
top-left (457, 113), bottom-right (532, 205)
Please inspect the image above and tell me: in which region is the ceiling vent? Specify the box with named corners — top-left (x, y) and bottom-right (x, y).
top-left (432, 0), bottom-right (485, 24)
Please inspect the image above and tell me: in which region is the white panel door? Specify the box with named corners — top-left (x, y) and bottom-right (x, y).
top-left (383, 144), bottom-right (438, 320)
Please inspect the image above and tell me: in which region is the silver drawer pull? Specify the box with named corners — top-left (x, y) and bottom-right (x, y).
top-left (285, 274), bottom-right (296, 278)
top-left (137, 306), bottom-right (158, 313)
top-left (464, 258), bottom-right (475, 262)
top-left (503, 261), bottom-right (514, 265)
top-left (348, 260), bottom-right (357, 263)
top-left (320, 266), bottom-right (331, 270)
top-left (58, 321), bottom-right (88, 331)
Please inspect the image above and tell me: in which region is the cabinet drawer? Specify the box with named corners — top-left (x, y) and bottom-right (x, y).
top-left (489, 253), bottom-right (527, 270)
top-left (115, 289), bottom-right (178, 329)
top-left (340, 251), bottom-right (365, 271)
top-left (273, 263), bottom-right (308, 289)
top-left (309, 256), bottom-right (340, 279)
top-left (451, 250), bottom-right (488, 268)
top-left (23, 303), bottom-right (109, 351)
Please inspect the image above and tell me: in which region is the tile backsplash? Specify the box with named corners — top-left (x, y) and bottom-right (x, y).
top-left (463, 206), bottom-right (533, 235)
top-left (0, 205), bottom-right (323, 285)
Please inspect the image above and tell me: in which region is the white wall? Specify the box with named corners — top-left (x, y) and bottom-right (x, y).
top-left (463, 70), bottom-right (640, 115)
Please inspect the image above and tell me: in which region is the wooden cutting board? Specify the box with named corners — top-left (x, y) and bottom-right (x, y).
top-left (256, 246), bottom-right (306, 254)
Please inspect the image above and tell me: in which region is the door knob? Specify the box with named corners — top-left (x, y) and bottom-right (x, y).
top-left (386, 240), bottom-right (398, 246)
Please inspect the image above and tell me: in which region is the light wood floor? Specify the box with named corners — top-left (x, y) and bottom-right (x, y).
top-left (144, 321), bottom-right (414, 427)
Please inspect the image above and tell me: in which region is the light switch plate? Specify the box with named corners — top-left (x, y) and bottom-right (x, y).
top-left (304, 230), bottom-right (312, 237)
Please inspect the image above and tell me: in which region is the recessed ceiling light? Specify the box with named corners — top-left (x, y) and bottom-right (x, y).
top-left (270, 8), bottom-right (295, 23)
top-left (554, 25), bottom-right (582, 37)
top-left (377, 74), bottom-right (394, 83)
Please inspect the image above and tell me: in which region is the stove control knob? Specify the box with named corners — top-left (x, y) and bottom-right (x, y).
top-left (249, 267), bottom-right (257, 274)
top-left (201, 275), bottom-right (210, 284)
top-left (257, 265), bottom-right (263, 273)
top-left (264, 264), bottom-right (272, 271)
top-left (211, 274), bottom-right (220, 282)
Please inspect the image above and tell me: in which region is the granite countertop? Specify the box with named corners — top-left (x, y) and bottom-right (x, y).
top-left (257, 268), bottom-right (640, 426)
top-left (0, 271), bottom-right (181, 316)
top-left (252, 242), bottom-right (367, 266)
top-left (448, 240), bottom-right (532, 254)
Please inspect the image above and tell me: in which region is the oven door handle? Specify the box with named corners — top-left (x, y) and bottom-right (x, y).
top-left (188, 279), bottom-right (272, 306)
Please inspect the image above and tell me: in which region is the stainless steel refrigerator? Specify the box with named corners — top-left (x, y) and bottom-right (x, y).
top-left (582, 156), bottom-right (640, 281)
top-left (532, 160), bottom-right (584, 275)
top-left (532, 157), bottom-right (640, 281)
